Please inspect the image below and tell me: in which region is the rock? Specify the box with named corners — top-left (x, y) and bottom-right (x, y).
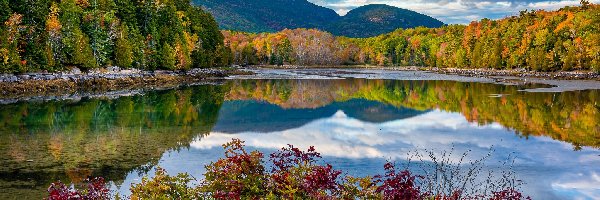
top-left (88, 68), bottom-right (102, 75)
top-left (17, 75), bottom-right (30, 80)
top-left (107, 66), bottom-right (120, 72)
top-left (70, 67), bottom-right (82, 74)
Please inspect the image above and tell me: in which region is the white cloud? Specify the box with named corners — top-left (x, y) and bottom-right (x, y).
top-left (187, 109), bottom-right (600, 198)
top-left (552, 172), bottom-right (600, 199)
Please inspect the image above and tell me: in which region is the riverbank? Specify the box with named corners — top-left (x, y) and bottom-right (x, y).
top-left (251, 65), bottom-right (600, 80)
top-left (429, 67), bottom-right (600, 80)
top-left (0, 67), bottom-right (250, 103)
top-left (2, 66), bottom-right (599, 103)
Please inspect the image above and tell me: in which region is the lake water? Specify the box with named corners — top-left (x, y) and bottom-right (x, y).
top-left (1, 71), bottom-right (599, 199)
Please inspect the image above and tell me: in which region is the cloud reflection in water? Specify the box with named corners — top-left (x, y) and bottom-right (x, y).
top-left (189, 109), bottom-right (600, 199)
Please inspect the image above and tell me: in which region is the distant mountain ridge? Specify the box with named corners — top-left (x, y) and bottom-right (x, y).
top-left (192, 0), bottom-right (444, 37)
top-left (328, 4), bottom-right (446, 37)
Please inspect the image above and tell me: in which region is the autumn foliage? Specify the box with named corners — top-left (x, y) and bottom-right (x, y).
top-left (0, 0), bottom-right (228, 73)
top-left (46, 177), bottom-right (110, 200)
top-left (48, 139), bottom-right (532, 199)
top-left (224, 3), bottom-right (600, 72)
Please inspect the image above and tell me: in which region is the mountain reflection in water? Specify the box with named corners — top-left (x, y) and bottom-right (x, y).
top-left (0, 79), bottom-right (598, 199)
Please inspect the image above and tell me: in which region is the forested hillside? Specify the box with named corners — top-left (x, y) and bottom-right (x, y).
top-left (0, 0), bottom-right (229, 73)
top-left (193, 0), bottom-right (339, 33)
top-left (193, 0), bottom-right (443, 37)
top-left (224, 2), bottom-right (600, 72)
top-left (327, 4), bottom-right (444, 38)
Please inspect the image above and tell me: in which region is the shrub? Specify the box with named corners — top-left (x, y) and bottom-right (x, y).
top-left (47, 177), bottom-right (110, 200)
top-left (201, 139), bottom-right (267, 199)
top-left (268, 144), bottom-right (342, 198)
top-left (129, 167), bottom-right (202, 200)
top-left (374, 162), bottom-right (426, 199)
top-left (48, 139), bottom-right (531, 200)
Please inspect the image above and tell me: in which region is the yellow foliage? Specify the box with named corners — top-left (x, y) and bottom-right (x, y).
top-left (46, 3), bottom-right (62, 36)
top-left (554, 12), bottom-right (574, 33)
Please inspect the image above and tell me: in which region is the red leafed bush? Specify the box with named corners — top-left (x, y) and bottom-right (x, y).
top-left (201, 138), bottom-right (266, 199)
top-left (303, 164), bottom-right (342, 196)
top-left (268, 144), bottom-right (343, 198)
top-left (48, 139), bottom-right (532, 200)
top-left (47, 177), bottom-right (110, 200)
top-left (490, 188), bottom-right (532, 200)
top-left (374, 162), bottom-right (426, 200)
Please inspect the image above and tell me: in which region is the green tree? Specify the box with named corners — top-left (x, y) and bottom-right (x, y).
top-left (72, 28), bottom-right (97, 69)
top-left (161, 43), bottom-right (176, 70)
top-left (277, 38), bottom-right (293, 64)
top-left (0, 0), bottom-right (10, 22)
top-left (115, 25), bottom-right (133, 68)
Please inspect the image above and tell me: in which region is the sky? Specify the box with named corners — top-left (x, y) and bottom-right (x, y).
top-left (307, 0), bottom-right (600, 24)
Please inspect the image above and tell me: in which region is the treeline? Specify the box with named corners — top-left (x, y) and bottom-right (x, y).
top-left (0, 0), bottom-right (230, 73)
top-left (224, 2), bottom-right (600, 71)
top-left (2, 1), bottom-right (598, 73)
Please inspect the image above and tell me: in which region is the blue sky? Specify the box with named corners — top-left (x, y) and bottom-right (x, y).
top-left (307, 0), bottom-right (600, 24)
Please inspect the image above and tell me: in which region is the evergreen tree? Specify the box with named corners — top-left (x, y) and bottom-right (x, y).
top-left (115, 25), bottom-right (133, 68)
top-left (161, 43), bottom-right (176, 70)
top-left (0, 0), bottom-right (10, 22)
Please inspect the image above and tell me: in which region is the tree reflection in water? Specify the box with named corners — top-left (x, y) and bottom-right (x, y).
top-left (0, 79), bottom-right (598, 199)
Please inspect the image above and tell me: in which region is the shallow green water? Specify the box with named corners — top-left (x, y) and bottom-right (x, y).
top-left (0, 78), bottom-right (599, 199)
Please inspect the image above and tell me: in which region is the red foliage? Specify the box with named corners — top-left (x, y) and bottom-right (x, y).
top-left (47, 139), bottom-right (532, 200)
top-left (303, 164), bottom-right (342, 197)
top-left (47, 177), bottom-right (110, 200)
top-left (269, 144), bottom-right (321, 172)
top-left (490, 188), bottom-right (532, 200)
top-left (374, 162), bottom-right (425, 200)
top-left (203, 139), bottom-right (266, 199)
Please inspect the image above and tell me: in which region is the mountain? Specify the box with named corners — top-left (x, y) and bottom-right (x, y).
top-left (327, 4), bottom-right (445, 37)
top-left (193, 0), bottom-right (340, 33)
top-left (192, 0), bottom-right (444, 37)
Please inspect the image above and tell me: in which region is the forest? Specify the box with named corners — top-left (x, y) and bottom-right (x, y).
top-left (0, 0), bottom-right (230, 73)
top-left (224, 2), bottom-right (600, 72)
top-left (1, 1), bottom-right (598, 74)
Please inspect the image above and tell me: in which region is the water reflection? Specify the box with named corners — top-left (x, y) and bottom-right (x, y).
top-left (190, 109), bottom-right (600, 199)
top-left (0, 79), bottom-right (598, 199)
top-left (0, 86), bottom-right (226, 199)
top-left (225, 79), bottom-right (600, 148)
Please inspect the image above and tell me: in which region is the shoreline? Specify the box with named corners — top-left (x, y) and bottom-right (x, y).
top-left (1, 66), bottom-right (599, 103)
top-left (251, 65), bottom-right (600, 80)
top-left (0, 67), bottom-right (250, 103)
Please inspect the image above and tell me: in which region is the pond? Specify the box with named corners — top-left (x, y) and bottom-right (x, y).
top-left (0, 71), bottom-right (599, 199)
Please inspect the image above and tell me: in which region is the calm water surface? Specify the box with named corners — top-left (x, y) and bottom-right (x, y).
top-left (0, 79), bottom-right (599, 199)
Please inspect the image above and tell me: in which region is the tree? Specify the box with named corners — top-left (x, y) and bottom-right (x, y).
top-left (72, 28), bottom-right (97, 69)
top-left (581, 0), bottom-right (591, 9)
top-left (277, 38), bottom-right (293, 64)
top-left (0, 0), bottom-right (10, 22)
top-left (45, 2), bottom-right (63, 68)
top-left (114, 0), bottom-right (137, 25)
top-left (115, 24), bottom-right (133, 68)
top-left (1, 13), bottom-right (25, 72)
top-left (161, 43), bottom-right (176, 70)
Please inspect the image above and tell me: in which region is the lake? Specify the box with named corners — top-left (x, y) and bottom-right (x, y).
top-left (0, 69), bottom-right (599, 199)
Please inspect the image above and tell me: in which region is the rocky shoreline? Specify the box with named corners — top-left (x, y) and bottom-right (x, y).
top-left (428, 67), bottom-right (600, 80)
top-left (0, 67), bottom-right (250, 103)
top-left (2, 66), bottom-right (599, 103)
top-left (251, 65), bottom-right (600, 80)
